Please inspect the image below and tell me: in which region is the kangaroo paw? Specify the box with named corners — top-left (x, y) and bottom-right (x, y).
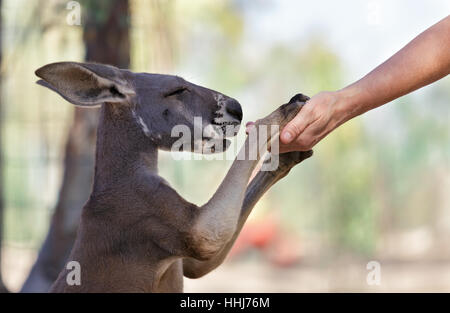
top-left (255, 93), bottom-right (310, 130)
top-left (262, 150), bottom-right (313, 178)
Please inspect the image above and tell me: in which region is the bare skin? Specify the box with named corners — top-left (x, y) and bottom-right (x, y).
top-left (276, 15), bottom-right (450, 152)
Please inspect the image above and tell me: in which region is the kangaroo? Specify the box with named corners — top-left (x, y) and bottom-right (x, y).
top-left (35, 62), bottom-right (312, 292)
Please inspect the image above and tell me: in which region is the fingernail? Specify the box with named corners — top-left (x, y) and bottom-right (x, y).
top-left (282, 131), bottom-right (292, 143)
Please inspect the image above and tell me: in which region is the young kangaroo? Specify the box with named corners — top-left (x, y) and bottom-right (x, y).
top-left (36, 62), bottom-right (312, 292)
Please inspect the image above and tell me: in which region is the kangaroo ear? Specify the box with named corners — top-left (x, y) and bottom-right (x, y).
top-left (35, 62), bottom-right (135, 107)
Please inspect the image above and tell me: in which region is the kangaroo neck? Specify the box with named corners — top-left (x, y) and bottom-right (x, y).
top-left (92, 104), bottom-right (159, 192)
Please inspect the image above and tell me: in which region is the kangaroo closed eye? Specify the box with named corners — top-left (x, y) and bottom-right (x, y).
top-left (164, 87), bottom-right (188, 97)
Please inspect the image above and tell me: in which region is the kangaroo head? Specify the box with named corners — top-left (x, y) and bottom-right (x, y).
top-left (35, 62), bottom-right (242, 153)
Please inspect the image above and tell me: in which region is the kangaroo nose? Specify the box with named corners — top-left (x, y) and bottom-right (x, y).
top-left (225, 99), bottom-right (243, 122)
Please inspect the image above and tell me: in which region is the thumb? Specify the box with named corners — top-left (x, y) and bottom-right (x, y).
top-left (280, 109), bottom-right (311, 144)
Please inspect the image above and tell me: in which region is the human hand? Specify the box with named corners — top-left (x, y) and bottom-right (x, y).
top-left (279, 91), bottom-right (347, 153)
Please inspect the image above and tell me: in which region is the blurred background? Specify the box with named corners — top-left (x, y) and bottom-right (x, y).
top-left (0, 0), bottom-right (449, 292)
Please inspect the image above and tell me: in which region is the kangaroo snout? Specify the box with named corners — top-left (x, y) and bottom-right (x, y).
top-left (224, 98), bottom-right (243, 123)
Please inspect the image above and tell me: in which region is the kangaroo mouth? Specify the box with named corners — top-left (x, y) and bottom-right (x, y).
top-left (195, 100), bottom-right (241, 154)
top-left (212, 94), bottom-right (242, 138)
top-left (197, 122), bottom-right (239, 154)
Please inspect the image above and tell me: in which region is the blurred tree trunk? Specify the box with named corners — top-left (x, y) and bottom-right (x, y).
top-left (0, 0), bottom-right (8, 294)
top-left (21, 0), bottom-right (130, 292)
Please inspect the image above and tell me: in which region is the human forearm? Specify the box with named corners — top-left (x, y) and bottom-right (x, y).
top-left (335, 15), bottom-right (450, 124)
top-left (280, 15), bottom-right (450, 152)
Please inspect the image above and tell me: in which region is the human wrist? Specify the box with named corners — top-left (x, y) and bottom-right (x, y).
top-left (334, 85), bottom-right (364, 125)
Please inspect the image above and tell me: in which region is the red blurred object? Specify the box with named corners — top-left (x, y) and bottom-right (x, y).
top-left (228, 215), bottom-right (302, 267)
top-left (248, 218), bottom-right (277, 248)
